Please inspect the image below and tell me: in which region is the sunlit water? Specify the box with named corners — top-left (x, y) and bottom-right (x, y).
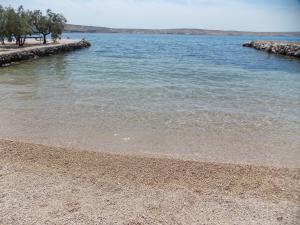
top-left (0, 34), bottom-right (300, 167)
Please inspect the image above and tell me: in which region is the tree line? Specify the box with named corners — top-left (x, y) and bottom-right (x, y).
top-left (0, 5), bottom-right (67, 46)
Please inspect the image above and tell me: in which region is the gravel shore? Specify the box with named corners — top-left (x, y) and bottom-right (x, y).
top-left (0, 139), bottom-right (299, 224)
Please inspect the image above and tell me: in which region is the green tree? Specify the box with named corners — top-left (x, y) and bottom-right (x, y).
top-left (0, 5), bottom-right (67, 46)
top-left (4, 6), bottom-right (18, 43)
top-left (2, 6), bottom-right (32, 46)
top-left (32, 9), bottom-right (66, 44)
top-left (49, 11), bottom-right (67, 43)
top-left (0, 5), bottom-right (7, 44)
top-left (14, 6), bottom-right (33, 46)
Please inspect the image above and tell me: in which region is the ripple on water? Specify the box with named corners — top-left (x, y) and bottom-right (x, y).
top-left (0, 34), bottom-right (300, 167)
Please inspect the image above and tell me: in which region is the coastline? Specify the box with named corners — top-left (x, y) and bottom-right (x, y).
top-left (64, 24), bottom-right (300, 37)
top-left (0, 39), bottom-right (91, 67)
top-left (1, 139), bottom-right (299, 224)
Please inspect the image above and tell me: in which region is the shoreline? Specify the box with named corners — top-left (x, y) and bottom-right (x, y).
top-left (64, 24), bottom-right (300, 37)
top-left (1, 139), bottom-right (299, 224)
top-left (0, 39), bottom-right (91, 67)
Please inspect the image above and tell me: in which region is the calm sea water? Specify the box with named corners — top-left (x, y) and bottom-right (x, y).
top-left (0, 33), bottom-right (300, 167)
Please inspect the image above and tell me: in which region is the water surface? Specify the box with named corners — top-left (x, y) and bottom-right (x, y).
top-left (1, 34), bottom-right (299, 167)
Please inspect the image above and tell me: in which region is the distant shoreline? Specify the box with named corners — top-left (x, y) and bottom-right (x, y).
top-left (64, 24), bottom-right (300, 37)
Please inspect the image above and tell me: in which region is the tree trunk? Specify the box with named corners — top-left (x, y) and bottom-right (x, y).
top-left (18, 36), bottom-right (26, 47)
top-left (43, 34), bottom-right (47, 44)
top-left (16, 36), bottom-right (20, 46)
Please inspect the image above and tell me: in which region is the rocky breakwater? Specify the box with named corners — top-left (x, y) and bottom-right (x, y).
top-left (243, 41), bottom-right (300, 58)
top-left (0, 39), bottom-right (91, 67)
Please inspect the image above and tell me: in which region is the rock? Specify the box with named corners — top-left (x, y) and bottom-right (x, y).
top-left (277, 216), bottom-right (283, 221)
top-left (242, 41), bottom-right (253, 47)
top-left (294, 50), bottom-right (300, 57)
top-left (243, 41), bottom-right (300, 58)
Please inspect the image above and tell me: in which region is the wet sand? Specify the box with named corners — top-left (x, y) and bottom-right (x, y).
top-left (0, 139), bottom-right (299, 224)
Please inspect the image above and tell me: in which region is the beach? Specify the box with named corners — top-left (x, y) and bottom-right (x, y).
top-left (1, 1), bottom-right (300, 224)
top-left (1, 139), bottom-right (299, 224)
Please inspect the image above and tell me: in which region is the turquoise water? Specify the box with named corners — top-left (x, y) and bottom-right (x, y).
top-left (0, 34), bottom-right (300, 167)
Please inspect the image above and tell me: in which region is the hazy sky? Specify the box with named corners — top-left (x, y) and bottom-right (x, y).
top-left (2, 0), bottom-right (300, 31)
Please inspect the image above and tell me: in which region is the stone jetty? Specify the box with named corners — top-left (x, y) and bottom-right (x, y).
top-left (0, 39), bottom-right (91, 67)
top-left (243, 41), bottom-right (300, 58)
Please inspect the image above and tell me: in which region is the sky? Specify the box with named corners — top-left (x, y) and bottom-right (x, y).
top-left (1, 0), bottom-right (300, 32)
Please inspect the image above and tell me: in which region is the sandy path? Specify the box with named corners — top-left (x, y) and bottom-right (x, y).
top-left (0, 39), bottom-right (82, 56)
top-left (0, 139), bottom-right (299, 225)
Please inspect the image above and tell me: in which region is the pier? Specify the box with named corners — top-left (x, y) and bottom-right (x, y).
top-left (0, 39), bottom-right (91, 67)
top-left (243, 41), bottom-right (300, 58)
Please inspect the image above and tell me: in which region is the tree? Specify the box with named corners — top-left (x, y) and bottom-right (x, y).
top-left (0, 5), bottom-right (7, 44)
top-left (1, 6), bottom-right (32, 46)
top-left (31, 9), bottom-right (66, 44)
top-left (49, 11), bottom-right (67, 43)
top-left (0, 5), bottom-right (67, 46)
top-left (14, 6), bottom-right (33, 46)
top-left (4, 6), bottom-right (18, 43)
top-left (31, 10), bottom-right (49, 44)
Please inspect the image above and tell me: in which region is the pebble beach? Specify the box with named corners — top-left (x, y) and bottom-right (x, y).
top-left (1, 139), bottom-right (299, 224)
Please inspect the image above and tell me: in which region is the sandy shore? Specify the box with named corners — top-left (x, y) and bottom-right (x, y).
top-left (0, 139), bottom-right (299, 224)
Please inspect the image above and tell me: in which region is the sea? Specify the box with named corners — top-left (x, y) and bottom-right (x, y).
top-left (0, 33), bottom-right (299, 167)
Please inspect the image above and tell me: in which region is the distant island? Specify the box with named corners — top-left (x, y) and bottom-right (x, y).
top-left (64, 24), bottom-right (300, 37)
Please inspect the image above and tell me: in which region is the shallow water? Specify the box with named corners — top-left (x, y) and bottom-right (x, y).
top-left (0, 33), bottom-right (299, 167)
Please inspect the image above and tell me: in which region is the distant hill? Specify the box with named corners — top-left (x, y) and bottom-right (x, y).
top-left (64, 24), bottom-right (300, 37)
